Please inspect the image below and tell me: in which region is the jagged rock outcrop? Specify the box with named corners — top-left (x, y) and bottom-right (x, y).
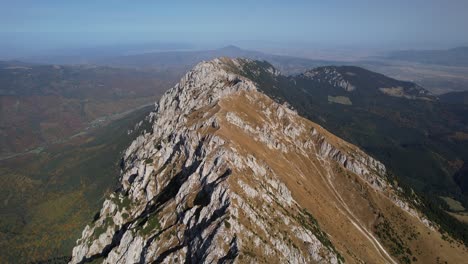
top-left (70, 58), bottom-right (467, 264)
top-left (301, 65), bottom-right (435, 100)
top-left (302, 67), bottom-right (356, 91)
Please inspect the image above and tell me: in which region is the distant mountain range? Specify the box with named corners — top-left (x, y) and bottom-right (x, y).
top-left (386, 46), bottom-right (468, 67)
top-left (22, 45), bottom-right (337, 75)
top-left (22, 45), bottom-right (468, 95)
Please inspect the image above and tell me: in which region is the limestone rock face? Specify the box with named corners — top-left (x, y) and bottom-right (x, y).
top-left (302, 67), bottom-right (356, 91)
top-left (301, 65), bottom-right (435, 100)
top-left (70, 58), bottom-right (467, 264)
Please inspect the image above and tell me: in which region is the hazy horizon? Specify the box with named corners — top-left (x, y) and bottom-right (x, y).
top-left (1, 1), bottom-right (468, 60)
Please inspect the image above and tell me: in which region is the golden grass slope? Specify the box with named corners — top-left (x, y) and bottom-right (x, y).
top-left (196, 88), bottom-right (468, 263)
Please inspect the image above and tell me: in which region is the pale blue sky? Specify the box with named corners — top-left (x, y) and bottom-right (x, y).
top-left (1, 0), bottom-right (468, 56)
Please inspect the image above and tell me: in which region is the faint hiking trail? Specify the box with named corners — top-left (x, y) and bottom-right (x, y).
top-left (307, 144), bottom-right (397, 264)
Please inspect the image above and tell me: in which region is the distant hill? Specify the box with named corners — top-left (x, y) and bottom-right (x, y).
top-left (23, 45), bottom-right (337, 75)
top-left (18, 42), bottom-right (195, 65)
top-left (440, 91), bottom-right (468, 105)
top-left (386, 47), bottom-right (468, 67)
top-left (95, 45), bottom-right (337, 74)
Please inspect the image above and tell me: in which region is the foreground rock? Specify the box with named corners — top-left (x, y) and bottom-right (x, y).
top-left (70, 58), bottom-right (467, 264)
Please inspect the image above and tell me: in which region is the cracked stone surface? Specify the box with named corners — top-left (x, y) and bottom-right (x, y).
top-left (70, 58), bottom-right (467, 264)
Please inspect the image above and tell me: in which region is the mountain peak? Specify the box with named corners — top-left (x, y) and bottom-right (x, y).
top-left (162, 57), bottom-right (256, 114)
top-left (219, 45), bottom-right (243, 51)
top-left (69, 58), bottom-right (467, 264)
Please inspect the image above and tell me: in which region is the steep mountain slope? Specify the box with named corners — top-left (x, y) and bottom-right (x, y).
top-left (237, 60), bottom-right (468, 215)
top-left (70, 58), bottom-right (467, 263)
top-left (0, 106), bottom-right (153, 263)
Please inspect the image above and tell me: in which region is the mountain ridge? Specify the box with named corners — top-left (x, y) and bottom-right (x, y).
top-left (299, 65), bottom-right (435, 100)
top-left (70, 58), bottom-right (467, 263)
top-left (233, 59), bottom-right (468, 244)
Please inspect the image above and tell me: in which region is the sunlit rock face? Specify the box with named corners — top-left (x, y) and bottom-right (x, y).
top-left (302, 67), bottom-right (356, 92)
top-left (70, 58), bottom-right (467, 264)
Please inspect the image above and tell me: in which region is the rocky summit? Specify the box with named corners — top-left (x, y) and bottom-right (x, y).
top-left (70, 58), bottom-right (467, 263)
